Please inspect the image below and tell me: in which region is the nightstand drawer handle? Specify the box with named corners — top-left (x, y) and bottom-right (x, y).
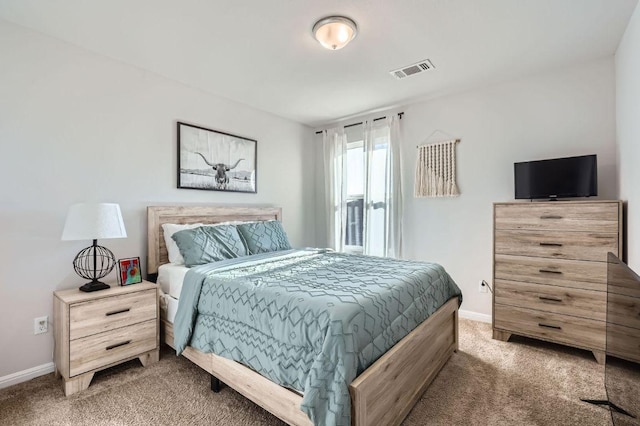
top-left (539, 296), bottom-right (563, 303)
top-left (106, 340), bottom-right (131, 350)
top-left (106, 308), bottom-right (130, 316)
top-left (538, 323), bottom-right (562, 330)
top-left (539, 242), bottom-right (563, 247)
top-left (539, 269), bottom-right (562, 274)
top-left (540, 215), bottom-right (563, 219)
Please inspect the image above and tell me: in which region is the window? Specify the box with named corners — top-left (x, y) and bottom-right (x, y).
top-left (343, 127), bottom-right (389, 256)
top-left (345, 141), bottom-right (364, 252)
top-left (323, 116), bottom-right (402, 258)
top-left (367, 139), bottom-right (389, 257)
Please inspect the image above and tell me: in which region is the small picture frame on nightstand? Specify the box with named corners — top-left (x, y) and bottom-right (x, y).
top-left (117, 257), bottom-right (142, 286)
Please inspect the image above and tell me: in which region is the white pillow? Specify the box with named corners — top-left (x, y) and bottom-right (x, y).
top-left (162, 223), bottom-right (204, 264)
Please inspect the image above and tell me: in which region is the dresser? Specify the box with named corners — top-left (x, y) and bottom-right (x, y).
top-left (606, 253), bottom-right (640, 363)
top-left (492, 200), bottom-right (623, 363)
top-left (53, 282), bottom-right (159, 396)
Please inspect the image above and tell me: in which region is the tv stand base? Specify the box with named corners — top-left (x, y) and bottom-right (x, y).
top-left (581, 399), bottom-right (635, 418)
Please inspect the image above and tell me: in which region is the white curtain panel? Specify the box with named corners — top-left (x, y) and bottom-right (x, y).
top-left (363, 116), bottom-right (404, 258)
top-left (388, 116), bottom-right (404, 258)
top-left (322, 127), bottom-right (347, 251)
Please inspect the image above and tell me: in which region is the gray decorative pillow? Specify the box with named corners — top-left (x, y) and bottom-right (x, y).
top-left (171, 224), bottom-right (247, 267)
top-left (236, 220), bottom-right (291, 254)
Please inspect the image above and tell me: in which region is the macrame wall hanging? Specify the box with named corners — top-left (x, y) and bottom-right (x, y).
top-left (414, 138), bottom-right (460, 197)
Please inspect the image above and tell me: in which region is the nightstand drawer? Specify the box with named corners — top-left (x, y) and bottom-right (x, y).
top-left (495, 229), bottom-right (617, 262)
top-left (495, 203), bottom-right (619, 232)
top-left (494, 254), bottom-right (606, 291)
top-left (494, 304), bottom-right (605, 351)
top-left (494, 279), bottom-right (606, 321)
top-left (69, 319), bottom-right (157, 377)
top-left (70, 289), bottom-right (156, 340)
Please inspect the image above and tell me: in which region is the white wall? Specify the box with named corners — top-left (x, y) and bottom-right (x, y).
top-left (616, 3), bottom-right (640, 269)
top-left (0, 20), bottom-right (315, 378)
top-left (316, 58), bottom-right (617, 319)
top-left (402, 58), bottom-right (617, 317)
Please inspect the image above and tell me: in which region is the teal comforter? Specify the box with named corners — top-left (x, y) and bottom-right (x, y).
top-left (173, 249), bottom-right (462, 426)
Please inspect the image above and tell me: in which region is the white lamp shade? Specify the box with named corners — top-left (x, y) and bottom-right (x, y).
top-left (61, 203), bottom-right (127, 241)
top-left (313, 16), bottom-right (358, 50)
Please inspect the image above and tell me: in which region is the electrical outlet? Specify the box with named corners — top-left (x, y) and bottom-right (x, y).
top-left (34, 316), bottom-right (48, 335)
top-left (479, 280), bottom-right (488, 293)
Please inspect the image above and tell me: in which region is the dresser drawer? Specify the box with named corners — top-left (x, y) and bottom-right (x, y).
top-left (608, 292), bottom-right (640, 330)
top-left (607, 323), bottom-right (640, 363)
top-left (494, 305), bottom-right (605, 350)
top-left (69, 319), bottom-right (157, 377)
top-left (495, 203), bottom-right (619, 232)
top-left (70, 289), bottom-right (157, 340)
top-left (494, 279), bottom-right (605, 321)
top-left (495, 254), bottom-right (606, 291)
top-left (495, 230), bottom-right (617, 262)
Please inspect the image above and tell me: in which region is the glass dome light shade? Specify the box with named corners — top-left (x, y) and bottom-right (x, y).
top-left (312, 16), bottom-right (358, 50)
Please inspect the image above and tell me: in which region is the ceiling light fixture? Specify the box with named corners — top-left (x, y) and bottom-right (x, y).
top-left (312, 16), bottom-right (358, 50)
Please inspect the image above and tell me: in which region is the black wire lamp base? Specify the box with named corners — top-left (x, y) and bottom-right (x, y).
top-left (79, 280), bottom-right (111, 292)
top-left (73, 239), bottom-right (116, 292)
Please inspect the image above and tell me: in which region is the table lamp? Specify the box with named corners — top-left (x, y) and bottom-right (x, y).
top-left (61, 203), bottom-right (127, 292)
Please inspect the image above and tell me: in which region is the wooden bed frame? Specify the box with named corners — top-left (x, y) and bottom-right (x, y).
top-left (147, 205), bottom-right (459, 426)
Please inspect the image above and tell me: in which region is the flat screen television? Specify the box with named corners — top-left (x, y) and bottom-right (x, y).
top-left (514, 154), bottom-right (597, 200)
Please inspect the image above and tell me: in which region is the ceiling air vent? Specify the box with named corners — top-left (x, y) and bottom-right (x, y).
top-left (390, 59), bottom-right (435, 80)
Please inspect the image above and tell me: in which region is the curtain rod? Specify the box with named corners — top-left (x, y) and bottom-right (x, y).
top-left (314, 112), bottom-right (404, 135)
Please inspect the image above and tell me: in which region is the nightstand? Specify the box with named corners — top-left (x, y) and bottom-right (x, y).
top-left (53, 281), bottom-right (159, 396)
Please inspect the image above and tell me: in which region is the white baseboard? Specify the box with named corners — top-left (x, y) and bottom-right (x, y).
top-left (459, 309), bottom-right (492, 324)
top-left (0, 362), bottom-right (55, 389)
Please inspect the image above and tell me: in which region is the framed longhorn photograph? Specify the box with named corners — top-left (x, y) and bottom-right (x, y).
top-left (177, 121), bottom-right (257, 193)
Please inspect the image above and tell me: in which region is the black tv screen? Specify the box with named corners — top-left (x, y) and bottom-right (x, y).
top-left (514, 154), bottom-right (597, 200)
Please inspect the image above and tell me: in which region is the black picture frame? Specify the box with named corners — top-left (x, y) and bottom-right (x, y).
top-left (117, 257), bottom-right (142, 286)
top-left (177, 121), bottom-right (257, 193)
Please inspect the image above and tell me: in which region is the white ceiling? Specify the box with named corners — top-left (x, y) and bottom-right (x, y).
top-left (0, 0), bottom-right (637, 127)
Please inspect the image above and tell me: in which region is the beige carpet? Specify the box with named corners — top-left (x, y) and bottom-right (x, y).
top-left (0, 319), bottom-right (611, 425)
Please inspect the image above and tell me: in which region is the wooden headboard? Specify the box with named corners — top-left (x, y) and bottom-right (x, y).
top-left (146, 205), bottom-right (282, 276)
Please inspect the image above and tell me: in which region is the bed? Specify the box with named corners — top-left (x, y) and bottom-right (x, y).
top-left (147, 205), bottom-right (460, 426)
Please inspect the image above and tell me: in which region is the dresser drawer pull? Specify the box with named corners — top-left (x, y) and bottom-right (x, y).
top-left (105, 308), bottom-right (131, 316)
top-left (538, 296), bottom-right (563, 303)
top-left (540, 215), bottom-right (563, 220)
top-left (106, 340), bottom-right (131, 351)
top-left (539, 269), bottom-right (562, 274)
top-left (538, 323), bottom-right (562, 330)
top-left (539, 242), bottom-right (563, 247)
